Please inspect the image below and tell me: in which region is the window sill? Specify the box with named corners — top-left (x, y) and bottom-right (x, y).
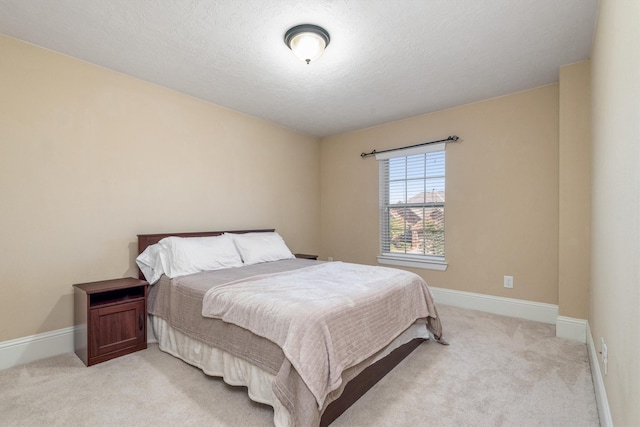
top-left (377, 255), bottom-right (448, 271)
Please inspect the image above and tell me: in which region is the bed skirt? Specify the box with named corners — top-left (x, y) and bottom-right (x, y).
top-left (151, 315), bottom-right (430, 426)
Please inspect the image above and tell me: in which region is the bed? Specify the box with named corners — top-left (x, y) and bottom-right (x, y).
top-left (137, 229), bottom-right (444, 426)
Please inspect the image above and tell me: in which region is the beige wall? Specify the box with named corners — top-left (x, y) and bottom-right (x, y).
top-left (0, 35), bottom-right (320, 342)
top-left (320, 85), bottom-right (560, 304)
top-left (590, 0), bottom-right (640, 425)
top-left (558, 61), bottom-right (591, 319)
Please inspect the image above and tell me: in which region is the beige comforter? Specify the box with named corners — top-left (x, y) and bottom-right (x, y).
top-left (201, 261), bottom-right (443, 409)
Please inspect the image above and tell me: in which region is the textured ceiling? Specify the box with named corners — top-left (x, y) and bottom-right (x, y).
top-left (0, 0), bottom-right (598, 138)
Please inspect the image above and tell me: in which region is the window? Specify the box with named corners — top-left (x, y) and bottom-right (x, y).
top-left (377, 143), bottom-right (447, 270)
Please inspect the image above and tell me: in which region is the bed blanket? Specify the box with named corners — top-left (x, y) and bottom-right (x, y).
top-left (201, 261), bottom-right (443, 408)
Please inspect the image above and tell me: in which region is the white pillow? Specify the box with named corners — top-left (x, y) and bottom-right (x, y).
top-left (135, 234), bottom-right (243, 284)
top-left (228, 232), bottom-right (295, 265)
top-left (160, 234), bottom-right (243, 277)
top-left (136, 243), bottom-right (165, 284)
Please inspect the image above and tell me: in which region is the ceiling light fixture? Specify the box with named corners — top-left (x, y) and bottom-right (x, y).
top-left (284, 24), bottom-right (330, 64)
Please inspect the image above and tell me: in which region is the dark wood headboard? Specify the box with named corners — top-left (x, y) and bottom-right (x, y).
top-left (136, 228), bottom-right (275, 279)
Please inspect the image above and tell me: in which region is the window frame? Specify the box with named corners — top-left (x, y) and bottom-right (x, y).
top-left (376, 142), bottom-right (448, 271)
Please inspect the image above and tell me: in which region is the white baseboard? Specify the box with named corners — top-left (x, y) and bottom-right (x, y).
top-left (1, 321), bottom-right (159, 371)
top-left (0, 326), bottom-right (75, 371)
top-left (556, 316), bottom-right (587, 343)
top-left (587, 322), bottom-right (613, 427)
top-left (429, 286), bottom-right (559, 324)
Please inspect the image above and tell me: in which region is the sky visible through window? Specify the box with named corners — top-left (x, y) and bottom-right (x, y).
top-left (388, 151), bottom-right (445, 204)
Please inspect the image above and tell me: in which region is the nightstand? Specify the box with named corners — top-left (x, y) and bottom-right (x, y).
top-left (295, 253), bottom-right (318, 260)
top-left (73, 277), bottom-right (148, 366)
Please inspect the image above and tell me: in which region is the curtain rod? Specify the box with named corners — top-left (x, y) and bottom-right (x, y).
top-left (360, 135), bottom-right (460, 158)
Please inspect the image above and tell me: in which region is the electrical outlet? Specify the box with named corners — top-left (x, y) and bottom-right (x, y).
top-left (504, 275), bottom-right (514, 289)
top-left (328, 257), bottom-right (333, 262)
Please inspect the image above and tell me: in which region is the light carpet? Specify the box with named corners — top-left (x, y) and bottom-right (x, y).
top-left (0, 305), bottom-right (599, 426)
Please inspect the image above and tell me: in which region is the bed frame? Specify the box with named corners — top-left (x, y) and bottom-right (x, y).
top-left (137, 229), bottom-right (425, 426)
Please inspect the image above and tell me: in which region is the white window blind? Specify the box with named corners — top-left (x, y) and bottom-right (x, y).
top-left (378, 143), bottom-right (446, 268)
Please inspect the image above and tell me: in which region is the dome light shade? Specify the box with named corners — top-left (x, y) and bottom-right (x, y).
top-left (284, 24), bottom-right (330, 64)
